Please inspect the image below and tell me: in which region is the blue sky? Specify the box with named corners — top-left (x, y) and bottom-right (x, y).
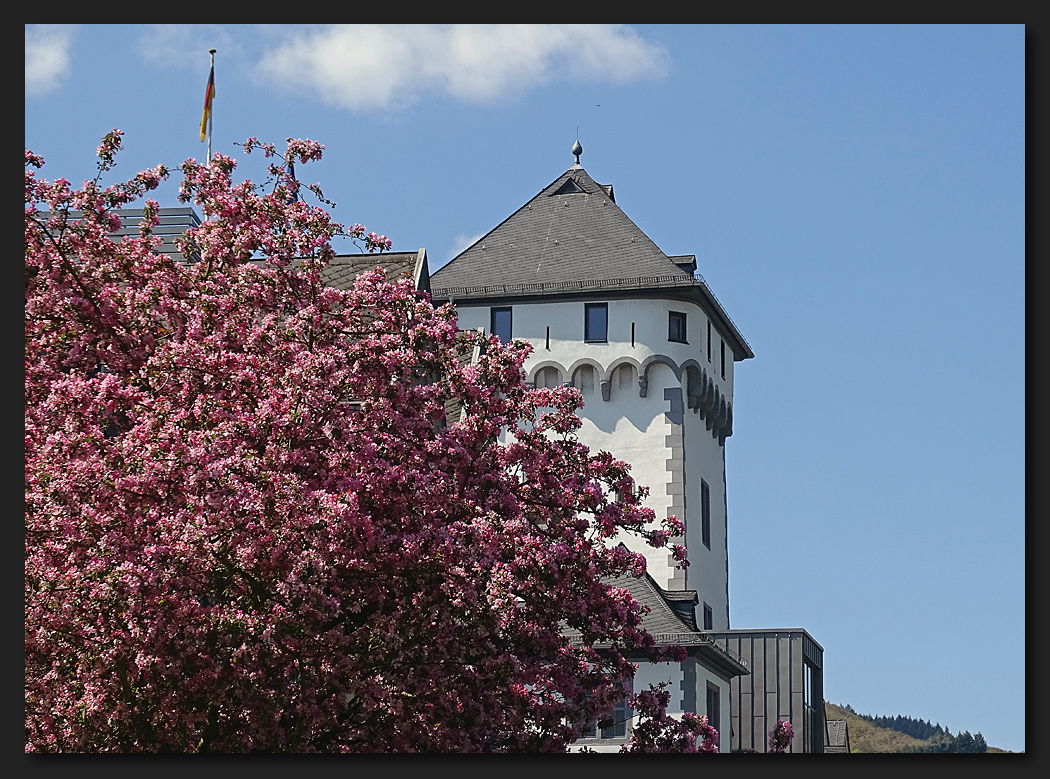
top-left (26, 24), bottom-right (1025, 752)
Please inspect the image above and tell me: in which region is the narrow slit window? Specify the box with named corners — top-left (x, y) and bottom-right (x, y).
top-left (701, 479), bottom-right (711, 549)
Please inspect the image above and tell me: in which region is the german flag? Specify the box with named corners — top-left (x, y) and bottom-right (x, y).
top-left (199, 63), bottom-right (215, 142)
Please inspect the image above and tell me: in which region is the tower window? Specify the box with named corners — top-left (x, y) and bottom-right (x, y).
top-left (720, 339), bottom-right (726, 379)
top-left (669, 311), bottom-right (687, 343)
top-left (490, 307), bottom-right (512, 343)
top-left (701, 479), bottom-right (711, 549)
top-left (707, 320), bottom-right (712, 362)
top-left (585, 303), bottom-right (608, 343)
top-left (703, 602), bottom-right (713, 631)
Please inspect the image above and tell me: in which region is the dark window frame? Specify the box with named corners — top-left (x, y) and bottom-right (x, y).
top-left (701, 479), bottom-right (711, 549)
top-left (581, 685), bottom-right (632, 740)
top-left (720, 338), bottom-right (726, 379)
top-left (600, 696), bottom-right (630, 739)
top-left (706, 681), bottom-right (720, 736)
top-left (490, 306), bottom-right (512, 343)
top-left (703, 602), bottom-right (714, 631)
top-left (668, 311), bottom-right (688, 343)
top-left (584, 302), bottom-right (608, 343)
top-left (707, 320), bottom-right (712, 362)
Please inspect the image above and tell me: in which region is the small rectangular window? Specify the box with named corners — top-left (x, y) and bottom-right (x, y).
top-left (720, 339), bottom-right (726, 379)
top-left (706, 682), bottom-right (720, 737)
top-left (707, 320), bottom-right (712, 362)
top-left (582, 686), bottom-right (631, 740)
top-left (585, 303), bottom-right (608, 343)
top-left (703, 602), bottom-right (713, 631)
top-left (600, 697), bottom-right (629, 739)
top-left (490, 307), bottom-right (512, 343)
top-left (701, 479), bottom-right (711, 549)
top-left (668, 311), bottom-right (687, 343)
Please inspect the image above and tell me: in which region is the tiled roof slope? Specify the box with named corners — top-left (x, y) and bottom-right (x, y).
top-left (824, 720), bottom-right (851, 753)
top-left (562, 566), bottom-right (749, 678)
top-left (321, 250), bottom-right (430, 293)
top-left (431, 166), bottom-right (693, 290)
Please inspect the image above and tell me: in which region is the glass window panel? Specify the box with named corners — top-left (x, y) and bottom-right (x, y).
top-left (490, 307), bottom-right (512, 343)
top-left (585, 303), bottom-right (607, 342)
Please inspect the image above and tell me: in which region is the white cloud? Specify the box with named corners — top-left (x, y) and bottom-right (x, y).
top-left (445, 232), bottom-right (487, 266)
top-left (136, 25), bottom-right (240, 73)
top-left (255, 25), bottom-right (669, 112)
top-left (25, 25), bottom-right (73, 96)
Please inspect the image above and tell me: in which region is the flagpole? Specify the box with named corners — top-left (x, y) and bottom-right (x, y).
top-left (207, 49), bottom-right (216, 164)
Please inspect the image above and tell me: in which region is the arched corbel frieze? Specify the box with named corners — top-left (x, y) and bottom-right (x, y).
top-left (567, 358), bottom-right (604, 400)
top-left (720, 402), bottom-right (733, 444)
top-left (702, 383), bottom-right (717, 427)
top-left (603, 356), bottom-right (643, 385)
top-left (638, 354), bottom-right (681, 399)
top-left (605, 357), bottom-right (642, 402)
top-left (681, 360), bottom-right (704, 413)
top-left (527, 360), bottom-right (567, 389)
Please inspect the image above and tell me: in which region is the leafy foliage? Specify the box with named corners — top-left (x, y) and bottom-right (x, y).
top-left (837, 702), bottom-right (947, 741)
top-left (903, 731), bottom-right (988, 753)
top-left (768, 719), bottom-right (793, 753)
top-left (25, 133), bottom-right (708, 753)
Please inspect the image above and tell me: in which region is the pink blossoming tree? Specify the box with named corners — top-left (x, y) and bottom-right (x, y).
top-left (25, 133), bottom-right (715, 753)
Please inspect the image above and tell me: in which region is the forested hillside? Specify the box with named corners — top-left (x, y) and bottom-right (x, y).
top-left (824, 703), bottom-right (1009, 753)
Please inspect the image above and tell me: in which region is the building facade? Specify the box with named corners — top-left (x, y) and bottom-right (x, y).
top-left (431, 145), bottom-right (824, 752)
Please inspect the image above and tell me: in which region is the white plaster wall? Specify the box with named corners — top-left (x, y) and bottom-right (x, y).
top-left (453, 297), bottom-right (734, 399)
top-left (455, 298), bottom-right (733, 613)
top-left (683, 408), bottom-right (730, 630)
top-left (630, 659), bottom-right (731, 752)
top-left (693, 663), bottom-right (733, 753)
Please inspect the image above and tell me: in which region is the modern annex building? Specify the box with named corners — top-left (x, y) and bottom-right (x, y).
top-left (431, 143), bottom-right (827, 752)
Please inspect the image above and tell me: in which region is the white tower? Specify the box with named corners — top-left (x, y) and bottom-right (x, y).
top-left (431, 144), bottom-right (752, 632)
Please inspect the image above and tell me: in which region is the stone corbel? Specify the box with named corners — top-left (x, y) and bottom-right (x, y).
top-left (600, 380), bottom-right (611, 401)
top-left (638, 376), bottom-right (648, 398)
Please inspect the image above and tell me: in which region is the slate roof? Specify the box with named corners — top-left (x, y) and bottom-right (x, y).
top-left (824, 719), bottom-right (851, 753)
top-left (563, 565), bottom-right (749, 678)
top-left (321, 249), bottom-right (430, 294)
top-left (432, 166), bottom-right (691, 291)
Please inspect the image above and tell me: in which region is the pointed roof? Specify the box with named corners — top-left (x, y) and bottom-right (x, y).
top-left (431, 165), bottom-right (754, 361)
top-left (432, 166), bottom-right (693, 291)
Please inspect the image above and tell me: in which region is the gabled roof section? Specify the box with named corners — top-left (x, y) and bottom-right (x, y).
top-left (561, 560), bottom-right (749, 678)
top-left (322, 249), bottom-right (430, 293)
top-left (432, 166), bottom-right (693, 291)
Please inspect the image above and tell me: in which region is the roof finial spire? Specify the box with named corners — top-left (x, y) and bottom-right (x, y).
top-left (571, 134), bottom-right (583, 168)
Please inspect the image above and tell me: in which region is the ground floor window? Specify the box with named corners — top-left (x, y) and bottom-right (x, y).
top-left (706, 682), bottom-right (720, 735)
top-left (582, 689), bottom-right (631, 739)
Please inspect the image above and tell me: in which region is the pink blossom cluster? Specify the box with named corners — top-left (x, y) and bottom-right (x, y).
top-left (768, 719), bottom-right (794, 753)
top-left (25, 134), bottom-right (708, 753)
top-left (621, 686), bottom-right (719, 753)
